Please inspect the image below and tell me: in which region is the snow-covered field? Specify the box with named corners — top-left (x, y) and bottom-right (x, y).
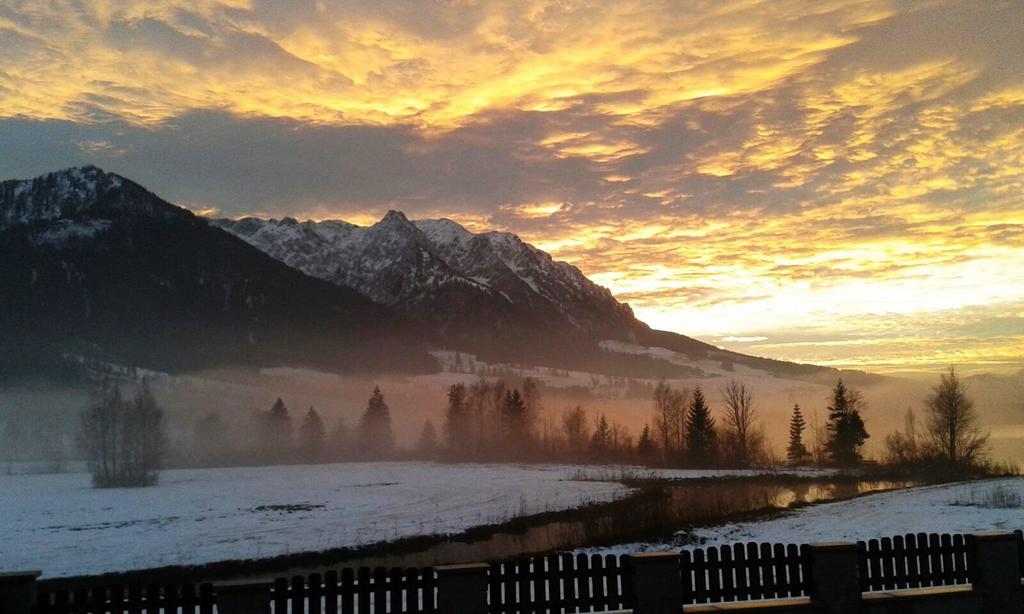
top-left (1, 462), bottom-right (631, 578)
top-left (1, 462), bottom-right (849, 578)
top-left (590, 478), bottom-right (1024, 555)
top-left (7, 460), bottom-right (1001, 579)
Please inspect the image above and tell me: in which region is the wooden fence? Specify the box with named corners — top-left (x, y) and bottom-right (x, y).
top-left (681, 542), bottom-right (809, 604)
top-left (32, 583), bottom-right (216, 614)
top-left (19, 530), bottom-right (1024, 614)
top-left (856, 533), bottom-right (970, 592)
top-left (486, 553), bottom-right (628, 614)
top-left (271, 568), bottom-right (436, 614)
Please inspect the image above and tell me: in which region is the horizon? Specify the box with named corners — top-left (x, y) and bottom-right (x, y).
top-left (2, 1), bottom-right (1023, 374)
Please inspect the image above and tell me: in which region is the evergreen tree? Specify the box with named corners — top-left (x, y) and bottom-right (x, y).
top-left (825, 379), bottom-right (869, 465)
top-left (298, 407), bottom-right (326, 462)
top-left (590, 414), bottom-right (611, 460)
top-left (636, 424), bottom-right (655, 463)
top-left (444, 383), bottom-right (471, 457)
top-left (417, 419), bottom-right (439, 457)
top-left (786, 404), bottom-right (810, 464)
top-left (262, 398), bottom-right (293, 460)
top-left (501, 389), bottom-right (531, 456)
top-left (685, 386), bottom-right (717, 465)
top-left (359, 386), bottom-right (394, 458)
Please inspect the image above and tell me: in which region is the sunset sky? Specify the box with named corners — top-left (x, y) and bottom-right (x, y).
top-left (1, 0), bottom-right (1022, 374)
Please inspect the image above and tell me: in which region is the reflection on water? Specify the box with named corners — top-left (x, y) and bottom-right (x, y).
top-left (752, 480), bottom-right (902, 510)
top-left (241, 478), bottom-right (915, 582)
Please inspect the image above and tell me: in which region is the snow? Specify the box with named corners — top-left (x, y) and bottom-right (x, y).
top-left (587, 478), bottom-right (1024, 555)
top-left (1, 166), bottom-right (118, 230)
top-left (692, 478), bottom-right (1024, 546)
top-left (31, 219), bottom-right (111, 245)
top-left (414, 218), bottom-right (476, 251)
top-left (214, 212), bottom-right (622, 330)
top-left (0, 461), bottom-right (859, 578)
top-left (0, 462), bottom-right (629, 578)
top-left (599, 339), bottom-right (770, 378)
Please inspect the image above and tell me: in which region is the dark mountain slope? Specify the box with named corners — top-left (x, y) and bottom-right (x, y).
top-left (0, 167), bottom-right (436, 376)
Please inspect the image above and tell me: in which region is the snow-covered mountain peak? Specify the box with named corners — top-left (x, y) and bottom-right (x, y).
top-left (380, 209), bottom-right (411, 224)
top-left (414, 218), bottom-right (477, 250)
top-left (0, 166), bottom-right (176, 232)
top-left (215, 210), bottom-right (639, 343)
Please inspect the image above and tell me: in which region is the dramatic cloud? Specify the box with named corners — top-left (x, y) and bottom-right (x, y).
top-left (1, 0), bottom-right (1022, 372)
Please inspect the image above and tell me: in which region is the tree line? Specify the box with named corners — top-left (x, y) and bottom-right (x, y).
top-left (70, 366), bottom-right (995, 487)
top-left (190, 386), bottom-right (398, 466)
top-left (784, 367), bottom-right (991, 471)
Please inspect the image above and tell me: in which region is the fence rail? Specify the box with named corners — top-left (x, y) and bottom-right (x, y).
top-left (14, 530), bottom-right (1024, 614)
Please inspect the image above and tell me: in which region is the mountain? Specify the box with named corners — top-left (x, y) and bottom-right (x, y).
top-left (1, 166), bottom-right (872, 383)
top-left (215, 213), bottom-right (858, 382)
top-left (214, 213), bottom-right (648, 371)
top-left (0, 166), bottom-right (436, 378)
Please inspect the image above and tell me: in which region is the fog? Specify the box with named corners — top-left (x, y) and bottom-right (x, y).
top-left (2, 360), bottom-right (1021, 471)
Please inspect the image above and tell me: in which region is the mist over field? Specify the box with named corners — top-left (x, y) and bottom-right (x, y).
top-left (4, 359), bottom-right (1022, 470)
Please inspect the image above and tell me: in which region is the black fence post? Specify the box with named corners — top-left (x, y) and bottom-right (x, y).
top-left (0, 571), bottom-right (41, 614)
top-left (215, 581), bottom-right (273, 614)
top-left (806, 542), bottom-right (861, 613)
top-left (435, 563), bottom-right (489, 614)
top-left (626, 552), bottom-right (682, 614)
top-left (968, 532), bottom-right (1023, 613)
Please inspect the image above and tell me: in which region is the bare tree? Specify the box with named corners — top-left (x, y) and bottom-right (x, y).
top-left (80, 379), bottom-right (166, 487)
top-left (885, 407), bottom-right (921, 465)
top-left (808, 407), bottom-right (829, 465)
top-left (560, 405), bottom-right (590, 461)
top-left (924, 366), bottom-right (989, 466)
top-left (80, 380), bottom-right (123, 487)
top-left (123, 380), bottom-right (165, 484)
top-left (653, 381), bottom-right (686, 463)
top-left (721, 379), bottom-right (756, 465)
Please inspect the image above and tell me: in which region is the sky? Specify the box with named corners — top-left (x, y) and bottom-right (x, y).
top-left (1, 0), bottom-right (1022, 374)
